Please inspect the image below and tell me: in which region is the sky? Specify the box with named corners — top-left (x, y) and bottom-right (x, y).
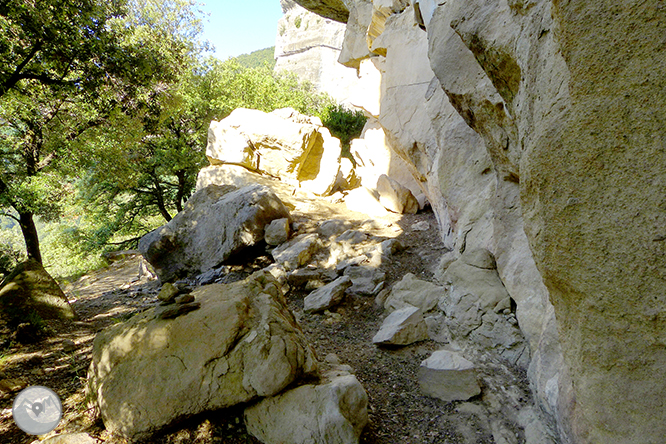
top-left (199, 1), bottom-right (284, 60)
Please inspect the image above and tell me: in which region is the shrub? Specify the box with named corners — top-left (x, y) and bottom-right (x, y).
top-left (318, 105), bottom-right (368, 152)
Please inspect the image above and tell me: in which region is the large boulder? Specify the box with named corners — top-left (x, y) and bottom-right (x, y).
top-left (0, 259), bottom-right (76, 342)
top-left (245, 373), bottom-right (368, 444)
top-left (206, 108), bottom-right (341, 196)
top-left (86, 271), bottom-right (317, 441)
top-left (138, 184), bottom-right (290, 282)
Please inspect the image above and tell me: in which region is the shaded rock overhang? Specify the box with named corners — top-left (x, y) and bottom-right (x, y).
top-left (291, 0), bottom-right (350, 23)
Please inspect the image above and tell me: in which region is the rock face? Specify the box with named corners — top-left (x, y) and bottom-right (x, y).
top-left (245, 374), bottom-right (368, 444)
top-left (0, 259), bottom-right (77, 342)
top-left (276, 0), bottom-right (358, 104)
top-left (86, 271), bottom-right (317, 441)
top-left (138, 184), bottom-right (289, 282)
top-left (291, 0), bottom-right (666, 442)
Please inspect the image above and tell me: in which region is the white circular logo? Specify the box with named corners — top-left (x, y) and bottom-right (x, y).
top-left (12, 386), bottom-right (62, 435)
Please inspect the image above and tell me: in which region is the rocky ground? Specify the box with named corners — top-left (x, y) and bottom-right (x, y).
top-left (0, 205), bottom-right (544, 444)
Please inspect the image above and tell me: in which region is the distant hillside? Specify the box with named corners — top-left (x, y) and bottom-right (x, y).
top-left (234, 47), bottom-right (276, 69)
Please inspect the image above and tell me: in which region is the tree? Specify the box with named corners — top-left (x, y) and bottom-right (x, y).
top-left (0, 0), bottom-right (206, 263)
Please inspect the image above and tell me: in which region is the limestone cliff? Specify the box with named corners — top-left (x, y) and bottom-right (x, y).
top-left (291, 1), bottom-right (666, 443)
top-left (275, 0), bottom-right (358, 104)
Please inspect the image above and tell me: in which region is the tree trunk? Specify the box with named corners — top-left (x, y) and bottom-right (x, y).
top-left (175, 170), bottom-right (187, 213)
top-left (18, 210), bottom-right (42, 264)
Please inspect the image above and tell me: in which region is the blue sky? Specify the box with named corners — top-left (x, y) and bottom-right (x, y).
top-left (199, 1), bottom-right (284, 60)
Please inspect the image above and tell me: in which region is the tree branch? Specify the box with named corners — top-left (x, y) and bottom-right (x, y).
top-left (0, 41), bottom-right (43, 96)
top-left (0, 211), bottom-right (20, 223)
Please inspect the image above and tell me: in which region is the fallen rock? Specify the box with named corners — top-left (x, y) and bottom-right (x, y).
top-left (156, 302), bottom-right (200, 320)
top-left (343, 265), bottom-right (385, 296)
top-left (418, 350), bottom-right (481, 402)
top-left (244, 374), bottom-right (368, 444)
top-left (384, 273), bottom-right (444, 313)
top-left (304, 276), bottom-right (353, 313)
top-left (86, 271), bottom-right (317, 441)
top-left (174, 293), bottom-right (194, 305)
top-left (196, 266), bottom-right (229, 286)
top-left (139, 184), bottom-right (290, 282)
top-left (265, 218), bottom-right (291, 246)
top-left (376, 174), bottom-right (419, 214)
top-left (288, 267), bottom-right (336, 288)
top-left (411, 221), bottom-right (429, 231)
top-left (372, 305), bottom-right (428, 345)
top-left (271, 233), bottom-right (321, 271)
top-left (0, 259), bottom-right (77, 343)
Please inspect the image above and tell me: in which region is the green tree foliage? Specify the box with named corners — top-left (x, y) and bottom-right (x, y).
top-left (0, 0), bottom-right (206, 265)
top-left (234, 47), bottom-right (276, 70)
top-left (71, 58), bottom-right (337, 255)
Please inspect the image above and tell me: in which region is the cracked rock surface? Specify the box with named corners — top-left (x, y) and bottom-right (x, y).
top-left (86, 271), bottom-right (317, 441)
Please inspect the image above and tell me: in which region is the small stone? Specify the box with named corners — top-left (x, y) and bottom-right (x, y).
top-left (336, 229), bottom-right (368, 245)
top-left (272, 233), bottom-right (321, 271)
top-left (62, 339), bottom-right (76, 353)
top-left (265, 218), bottom-right (291, 246)
top-left (372, 305), bottom-right (428, 345)
top-left (376, 174), bottom-right (419, 214)
top-left (245, 375), bottom-right (368, 444)
top-left (411, 221), bottom-right (430, 231)
top-left (344, 266), bottom-right (386, 296)
top-left (325, 353), bottom-right (342, 365)
top-left (175, 294), bottom-right (195, 304)
top-left (157, 283), bottom-right (179, 303)
top-left (317, 219), bottom-right (353, 238)
top-left (157, 302), bottom-right (201, 320)
top-left (304, 276), bottom-right (353, 313)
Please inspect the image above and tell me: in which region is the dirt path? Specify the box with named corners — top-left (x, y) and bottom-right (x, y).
top-left (0, 207), bottom-right (534, 444)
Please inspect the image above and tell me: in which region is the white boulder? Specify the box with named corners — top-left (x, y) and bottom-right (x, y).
top-left (245, 374), bottom-right (368, 444)
top-left (138, 184), bottom-right (290, 282)
top-left (418, 350), bottom-right (481, 402)
top-left (372, 305), bottom-right (428, 345)
top-left (86, 272), bottom-right (317, 441)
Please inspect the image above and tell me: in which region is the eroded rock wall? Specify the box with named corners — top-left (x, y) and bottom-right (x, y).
top-left (292, 0), bottom-right (666, 443)
top-left (275, 0), bottom-right (359, 104)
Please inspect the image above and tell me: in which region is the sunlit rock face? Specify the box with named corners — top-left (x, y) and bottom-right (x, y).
top-left (275, 0), bottom-right (358, 104)
top-left (293, 1), bottom-right (666, 443)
